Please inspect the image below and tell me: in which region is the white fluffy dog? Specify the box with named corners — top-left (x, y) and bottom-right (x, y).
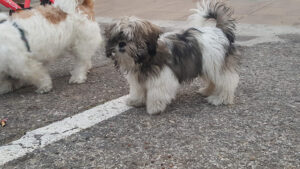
top-left (105, 0), bottom-right (240, 115)
top-left (0, 0), bottom-right (102, 94)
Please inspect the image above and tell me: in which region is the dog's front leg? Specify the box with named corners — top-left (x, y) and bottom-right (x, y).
top-left (69, 23), bottom-right (101, 84)
top-left (145, 66), bottom-right (179, 115)
top-left (69, 57), bottom-right (91, 84)
top-left (69, 40), bottom-right (95, 84)
top-left (125, 73), bottom-right (146, 107)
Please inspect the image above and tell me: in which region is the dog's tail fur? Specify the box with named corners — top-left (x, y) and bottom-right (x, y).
top-left (81, 0), bottom-right (94, 9)
top-left (188, 0), bottom-right (236, 43)
top-left (54, 0), bottom-right (94, 13)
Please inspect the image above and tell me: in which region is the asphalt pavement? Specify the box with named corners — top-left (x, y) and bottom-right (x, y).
top-left (0, 0), bottom-right (300, 168)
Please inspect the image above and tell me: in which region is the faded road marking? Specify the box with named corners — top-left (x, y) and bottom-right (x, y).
top-left (0, 95), bottom-right (131, 166)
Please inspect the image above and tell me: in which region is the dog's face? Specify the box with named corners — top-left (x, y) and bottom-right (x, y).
top-left (105, 17), bottom-right (162, 72)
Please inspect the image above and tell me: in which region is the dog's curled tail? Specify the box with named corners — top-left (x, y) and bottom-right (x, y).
top-left (188, 0), bottom-right (236, 43)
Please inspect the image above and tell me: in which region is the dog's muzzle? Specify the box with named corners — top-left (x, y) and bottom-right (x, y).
top-left (106, 48), bottom-right (116, 58)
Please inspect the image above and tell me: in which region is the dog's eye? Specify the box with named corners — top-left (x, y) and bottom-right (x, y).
top-left (119, 42), bottom-right (126, 48)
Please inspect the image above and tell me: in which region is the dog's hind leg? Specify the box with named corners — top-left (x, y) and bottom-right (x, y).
top-left (206, 69), bottom-right (239, 105)
top-left (199, 80), bottom-right (215, 97)
top-left (10, 59), bottom-right (52, 94)
top-left (10, 78), bottom-right (27, 90)
top-left (0, 73), bottom-right (13, 94)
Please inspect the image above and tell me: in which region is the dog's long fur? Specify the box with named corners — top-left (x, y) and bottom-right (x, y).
top-left (105, 0), bottom-right (239, 114)
top-left (0, 0), bottom-right (102, 94)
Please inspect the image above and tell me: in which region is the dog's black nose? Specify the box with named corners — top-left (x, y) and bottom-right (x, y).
top-left (119, 42), bottom-right (126, 48)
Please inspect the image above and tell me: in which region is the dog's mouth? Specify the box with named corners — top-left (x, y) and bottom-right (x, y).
top-left (106, 40), bottom-right (128, 57)
top-left (106, 48), bottom-right (116, 58)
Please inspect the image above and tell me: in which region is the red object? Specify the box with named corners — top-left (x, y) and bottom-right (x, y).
top-left (0, 0), bottom-right (21, 10)
top-left (0, 0), bottom-right (55, 11)
top-left (1, 118), bottom-right (8, 127)
top-left (24, 0), bottom-right (30, 8)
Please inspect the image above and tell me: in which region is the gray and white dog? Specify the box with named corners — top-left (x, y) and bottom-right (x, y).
top-left (105, 0), bottom-right (240, 115)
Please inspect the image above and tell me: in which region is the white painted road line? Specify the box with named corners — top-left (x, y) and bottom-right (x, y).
top-left (0, 95), bottom-right (131, 166)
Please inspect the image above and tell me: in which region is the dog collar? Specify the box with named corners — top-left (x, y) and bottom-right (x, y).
top-left (12, 22), bottom-right (31, 52)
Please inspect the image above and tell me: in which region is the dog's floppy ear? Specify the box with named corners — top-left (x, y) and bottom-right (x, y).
top-left (144, 22), bottom-right (162, 57)
top-left (104, 23), bottom-right (115, 40)
top-left (104, 23), bottom-right (117, 58)
top-left (146, 41), bottom-right (157, 56)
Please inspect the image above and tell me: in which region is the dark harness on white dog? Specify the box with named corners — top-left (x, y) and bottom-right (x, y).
top-left (12, 22), bottom-right (31, 52)
top-left (0, 19), bottom-right (31, 52)
top-left (0, 19), bottom-right (6, 24)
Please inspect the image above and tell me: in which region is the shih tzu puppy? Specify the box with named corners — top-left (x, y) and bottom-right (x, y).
top-left (0, 0), bottom-right (102, 94)
top-left (105, 0), bottom-right (239, 115)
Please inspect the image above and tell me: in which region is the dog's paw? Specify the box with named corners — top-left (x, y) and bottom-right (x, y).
top-left (147, 107), bottom-right (164, 115)
top-left (35, 85), bottom-right (52, 94)
top-left (206, 94), bottom-right (234, 105)
top-left (206, 95), bottom-right (233, 106)
top-left (126, 97), bottom-right (145, 107)
top-left (198, 87), bottom-right (210, 96)
top-left (0, 82), bottom-right (13, 95)
top-left (69, 75), bottom-right (87, 84)
top-left (12, 80), bottom-right (26, 90)
top-left (206, 95), bottom-right (223, 105)
top-left (146, 101), bottom-right (167, 115)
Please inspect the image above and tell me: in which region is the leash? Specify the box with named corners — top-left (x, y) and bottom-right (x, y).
top-left (0, 0), bottom-right (22, 11)
top-left (0, 0), bottom-right (55, 11)
top-left (13, 22), bottom-right (31, 52)
top-left (24, 0), bottom-right (30, 8)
